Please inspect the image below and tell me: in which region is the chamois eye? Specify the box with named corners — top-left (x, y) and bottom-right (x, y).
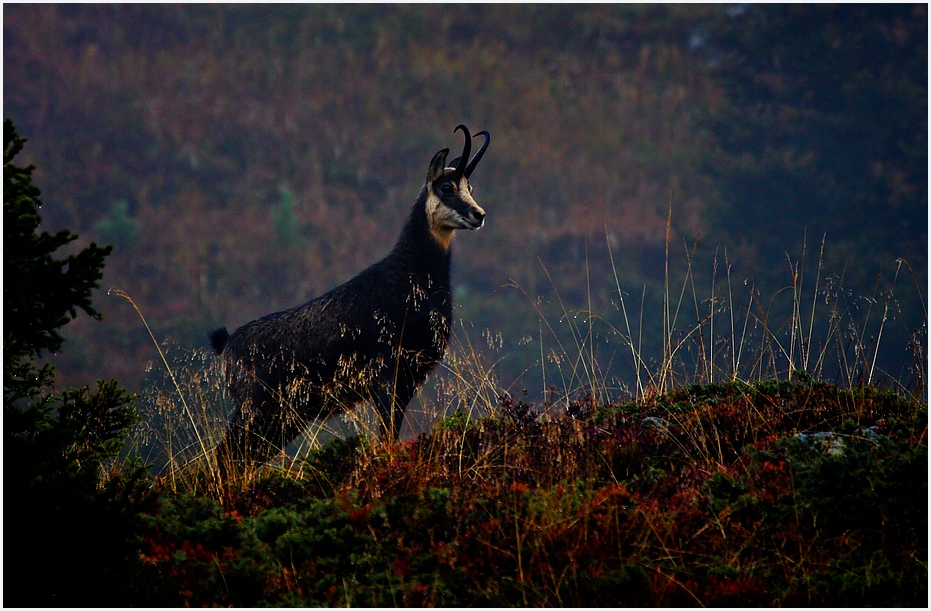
top-left (213, 123), bottom-right (491, 471)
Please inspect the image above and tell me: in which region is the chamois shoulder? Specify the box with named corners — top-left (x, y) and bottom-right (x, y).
top-left (211, 123), bottom-right (491, 468)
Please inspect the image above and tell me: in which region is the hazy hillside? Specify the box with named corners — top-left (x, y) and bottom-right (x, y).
top-left (4, 4), bottom-right (926, 405)
top-left (4, 12), bottom-right (927, 605)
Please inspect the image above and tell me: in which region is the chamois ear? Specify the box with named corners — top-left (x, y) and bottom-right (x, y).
top-left (427, 148), bottom-right (449, 183)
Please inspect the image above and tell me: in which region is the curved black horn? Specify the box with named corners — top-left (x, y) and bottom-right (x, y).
top-left (453, 124), bottom-right (471, 179)
top-left (464, 130), bottom-right (490, 179)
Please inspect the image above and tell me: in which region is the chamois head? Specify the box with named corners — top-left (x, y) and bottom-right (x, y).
top-left (424, 124), bottom-right (489, 249)
top-left (211, 123), bottom-right (494, 470)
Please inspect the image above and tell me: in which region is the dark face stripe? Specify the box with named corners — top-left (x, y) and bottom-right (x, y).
top-left (432, 175), bottom-right (477, 216)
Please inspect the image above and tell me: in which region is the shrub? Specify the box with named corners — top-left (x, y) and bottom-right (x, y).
top-left (4, 118), bottom-right (154, 606)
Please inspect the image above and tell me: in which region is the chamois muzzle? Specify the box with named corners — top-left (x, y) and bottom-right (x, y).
top-left (465, 207), bottom-right (486, 229)
top-left (211, 122), bottom-right (493, 470)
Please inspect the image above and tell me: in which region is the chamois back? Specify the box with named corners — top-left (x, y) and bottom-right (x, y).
top-left (211, 125), bottom-right (491, 470)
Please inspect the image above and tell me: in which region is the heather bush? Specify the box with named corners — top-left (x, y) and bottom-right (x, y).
top-left (120, 377), bottom-right (925, 607)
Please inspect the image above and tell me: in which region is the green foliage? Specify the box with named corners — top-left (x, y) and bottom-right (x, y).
top-left (292, 435), bottom-right (365, 498)
top-left (783, 418), bottom-right (927, 550)
top-left (3, 117), bottom-right (113, 402)
top-left (434, 406), bottom-right (474, 433)
top-left (3, 119), bottom-right (155, 606)
top-left (135, 494), bottom-right (272, 606)
top-left (3, 369), bottom-right (915, 606)
top-left (2, 7), bottom-right (926, 604)
top-left (745, 414), bottom-right (928, 606)
top-left (4, 380), bottom-right (154, 607)
top-left (6, 380), bottom-right (139, 485)
top-left (270, 184), bottom-right (304, 249)
top-left (128, 379), bottom-right (924, 606)
top-left (94, 199), bottom-right (142, 249)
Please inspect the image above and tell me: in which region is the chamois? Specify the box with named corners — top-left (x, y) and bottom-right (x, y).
top-left (210, 124), bottom-right (490, 469)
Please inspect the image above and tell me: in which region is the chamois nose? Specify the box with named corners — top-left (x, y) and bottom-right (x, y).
top-left (470, 207), bottom-right (486, 227)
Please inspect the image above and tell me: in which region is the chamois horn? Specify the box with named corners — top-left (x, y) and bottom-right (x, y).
top-left (465, 130), bottom-right (490, 179)
top-left (453, 124), bottom-right (471, 179)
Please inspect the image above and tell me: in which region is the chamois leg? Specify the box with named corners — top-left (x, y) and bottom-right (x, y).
top-left (216, 402), bottom-right (278, 475)
top-left (372, 371), bottom-right (418, 442)
top-left (216, 382), bottom-right (307, 475)
top-left (216, 404), bottom-right (260, 475)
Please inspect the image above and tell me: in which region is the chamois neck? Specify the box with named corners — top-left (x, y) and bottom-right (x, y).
top-left (388, 189), bottom-right (452, 282)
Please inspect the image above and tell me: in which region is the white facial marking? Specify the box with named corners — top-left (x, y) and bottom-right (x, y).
top-left (425, 174), bottom-right (485, 248)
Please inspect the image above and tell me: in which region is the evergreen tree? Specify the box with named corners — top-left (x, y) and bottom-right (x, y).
top-left (3, 118), bottom-right (153, 607)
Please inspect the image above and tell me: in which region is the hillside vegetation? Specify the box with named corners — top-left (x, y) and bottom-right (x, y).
top-left (3, 6), bottom-right (928, 606)
top-left (5, 117), bottom-right (928, 607)
top-left (116, 377), bottom-right (923, 607)
top-left (3, 5), bottom-right (926, 398)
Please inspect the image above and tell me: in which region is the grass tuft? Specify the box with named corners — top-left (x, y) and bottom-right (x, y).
top-left (113, 229), bottom-right (926, 606)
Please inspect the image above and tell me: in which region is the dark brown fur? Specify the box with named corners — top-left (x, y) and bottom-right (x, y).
top-left (210, 126), bottom-right (489, 469)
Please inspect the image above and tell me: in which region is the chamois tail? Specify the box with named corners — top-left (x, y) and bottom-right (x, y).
top-left (209, 327), bottom-right (230, 354)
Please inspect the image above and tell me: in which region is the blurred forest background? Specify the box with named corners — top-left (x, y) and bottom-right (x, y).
top-left (4, 4), bottom-right (927, 413)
